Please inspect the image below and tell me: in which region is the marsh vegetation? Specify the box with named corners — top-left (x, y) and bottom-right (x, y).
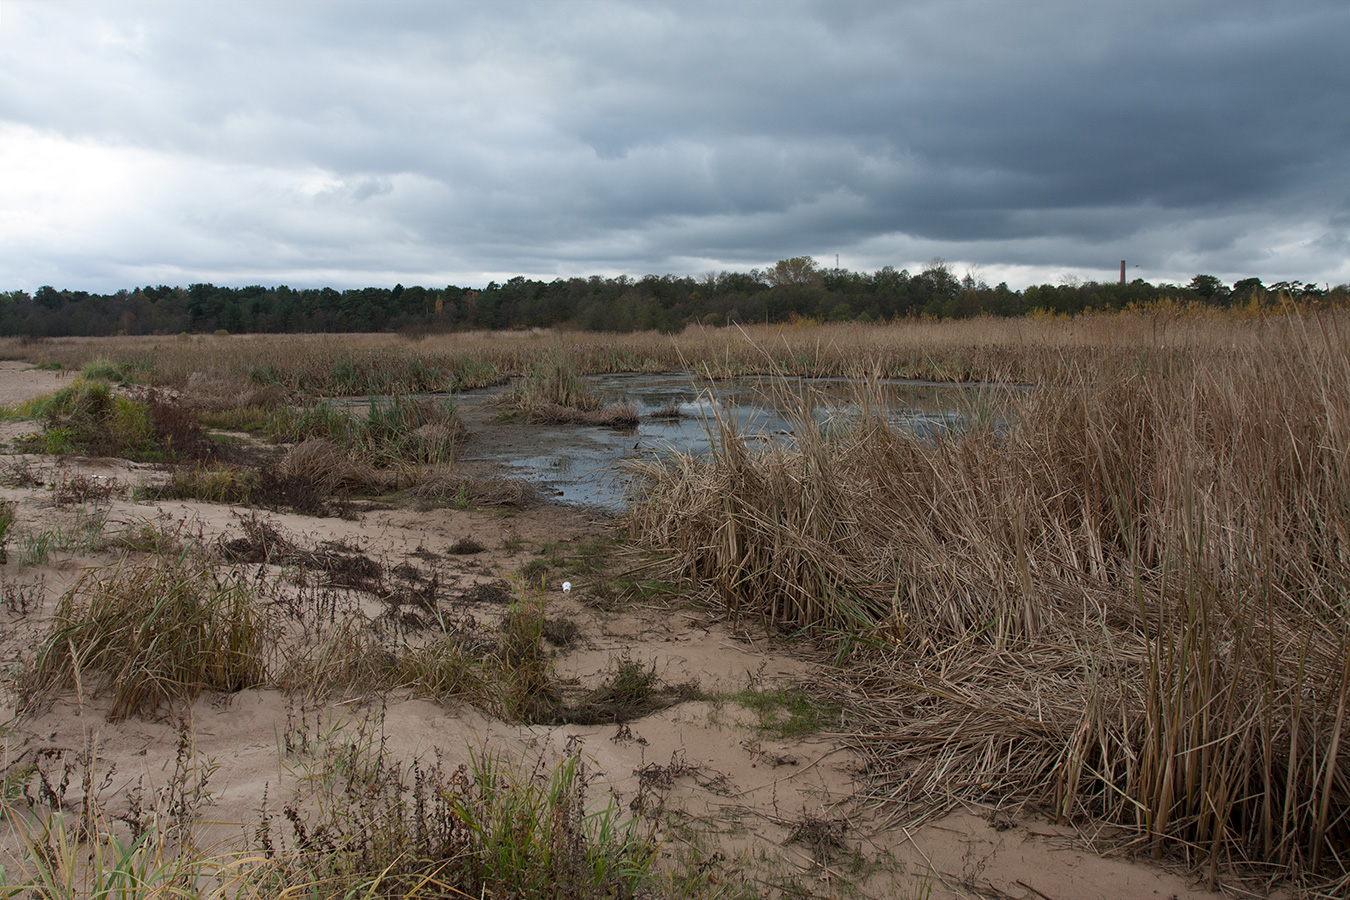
top-left (0, 305), bottom-right (1344, 898)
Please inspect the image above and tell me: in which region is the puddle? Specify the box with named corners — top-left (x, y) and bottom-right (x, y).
top-left (445, 373), bottom-right (1014, 512)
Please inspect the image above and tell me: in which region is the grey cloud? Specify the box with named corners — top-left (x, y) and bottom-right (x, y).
top-left (1, 0), bottom-right (1347, 291)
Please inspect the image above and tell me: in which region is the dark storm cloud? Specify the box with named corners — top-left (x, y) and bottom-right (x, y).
top-left (1, 0), bottom-right (1346, 291)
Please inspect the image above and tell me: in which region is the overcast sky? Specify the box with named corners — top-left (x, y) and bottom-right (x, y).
top-left (2, 0), bottom-right (1347, 292)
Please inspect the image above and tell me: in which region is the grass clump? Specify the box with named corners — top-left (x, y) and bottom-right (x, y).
top-left (412, 472), bottom-right (538, 509)
top-left (258, 723), bottom-right (655, 900)
top-left (731, 685), bottom-right (839, 739)
top-left (527, 401), bottom-right (640, 427)
top-left (15, 381), bottom-right (213, 462)
top-left (494, 594), bottom-right (564, 722)
top-left (558, 654), bottom-right (702, 726)
top-left (268, 396), bottom-right (462, 472)
top-left (143, 463), bottom-right (332, 516)
top-left (502, 345), bottom-right (603, 412)
top-left (0, 500), bottom-right (14, 564)
top-left (196, 404), bottom-right (275, 433)
top-left (149, 463), bottom-right (262, 505)
top-left (80, 356), bottom-right (151, 383)
top-left (498, 344), bottom-right (640, 427)
top-left (22, 551), bottom-right (273, 719)
top-left (277, 438), bottom-right (386, 494)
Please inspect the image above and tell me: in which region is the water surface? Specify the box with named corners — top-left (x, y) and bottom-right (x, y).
top-left (455, 373), bottom-right (1008, 512)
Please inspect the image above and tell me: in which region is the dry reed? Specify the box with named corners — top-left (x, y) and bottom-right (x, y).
top-left (627, 310), bottom-right (1350, 884)
top-left (0, 302), bottom-right (1308, 395)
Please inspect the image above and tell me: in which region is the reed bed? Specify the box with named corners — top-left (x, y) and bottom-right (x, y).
top-left (0, 302), bottom-right (1307, 395)
top-left (627, 310), bottom-right (1350, 884)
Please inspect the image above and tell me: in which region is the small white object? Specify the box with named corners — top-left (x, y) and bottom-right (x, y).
top-left (562, 581), bottom-right (572, 593)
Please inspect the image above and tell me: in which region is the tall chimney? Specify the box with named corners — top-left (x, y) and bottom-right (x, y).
top-left (1120, 260), bottom-right (1126, 284)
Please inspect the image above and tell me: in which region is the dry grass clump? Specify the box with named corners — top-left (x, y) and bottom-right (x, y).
top-left (501, 345), bottom-right (604, 412)
top-left (279, 438), bottom-right (387, 495)
top-left (411, 471), bottom-right (539, 508)
top-left (181, 369), bottom-right (290, 412)
top-left (21, 551), bottom-right (274, 719)
top-left (497, 345), bottom-right (639, 427)
top-left (526, 401), bottom-right (639, 427)
top-left (629, 311), bottom-right (1350, 883)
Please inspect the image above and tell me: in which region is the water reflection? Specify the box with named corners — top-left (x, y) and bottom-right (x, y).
top-left (457, 373), bottom-right (1012, 512)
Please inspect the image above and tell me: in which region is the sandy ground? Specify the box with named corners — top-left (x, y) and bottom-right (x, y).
top-left (0, 360), bottom-right (1250, 899)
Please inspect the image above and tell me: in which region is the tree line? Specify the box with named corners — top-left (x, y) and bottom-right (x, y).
top-left (2, 259), bottom-right (1344, 337)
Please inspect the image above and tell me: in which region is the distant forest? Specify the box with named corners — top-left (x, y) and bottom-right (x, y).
top-left (3, 258), bottom-right (1345, 337)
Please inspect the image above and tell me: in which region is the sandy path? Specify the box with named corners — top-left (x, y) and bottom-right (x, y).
top-left (0, 360), bottom-right (69, 406)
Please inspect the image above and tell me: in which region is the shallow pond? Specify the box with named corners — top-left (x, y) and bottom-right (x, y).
top-left (452, 373), bottom-right (1011, 512)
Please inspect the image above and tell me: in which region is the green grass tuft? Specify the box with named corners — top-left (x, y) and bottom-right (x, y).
top-left (22, 552), bottom-right (273, 719)
top-left (731, 685), bottom-right (839, 739)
